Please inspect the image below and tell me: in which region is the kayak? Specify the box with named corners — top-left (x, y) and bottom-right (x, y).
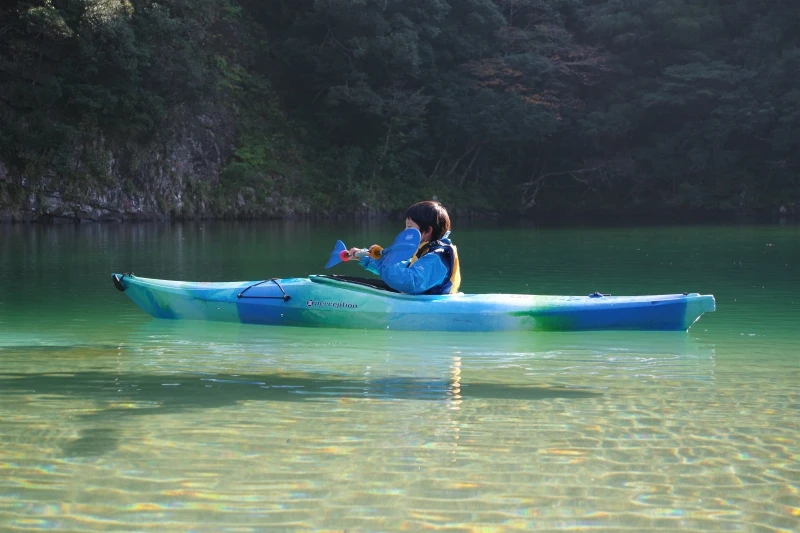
top-left (111, 273), bottom-right (715, 332)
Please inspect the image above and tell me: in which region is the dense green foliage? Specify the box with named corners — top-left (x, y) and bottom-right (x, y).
top-left (1, 0), bottom-right (798, 218)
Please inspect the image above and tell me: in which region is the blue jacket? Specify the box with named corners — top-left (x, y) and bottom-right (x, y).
top-left (359, 248), bottom-right (449, 295)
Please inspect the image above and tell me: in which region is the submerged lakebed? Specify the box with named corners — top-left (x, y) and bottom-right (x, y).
top-left (0, 220), bottom-right (798, 531)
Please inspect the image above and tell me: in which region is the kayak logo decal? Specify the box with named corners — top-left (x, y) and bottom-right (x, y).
top-left (306, 299), bottom-right (358, 309)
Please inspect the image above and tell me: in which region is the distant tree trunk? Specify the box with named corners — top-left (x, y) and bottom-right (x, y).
top-left (371, 119), bottom-right (394, 183)
top-left (459, 146), bottom-right (481, 187)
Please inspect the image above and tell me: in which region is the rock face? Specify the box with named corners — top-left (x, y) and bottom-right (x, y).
top-left (0, 105), bottom-right (238, 223)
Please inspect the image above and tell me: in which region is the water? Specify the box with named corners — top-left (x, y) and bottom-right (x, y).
top-left (1, 220), bottom-right (798, 532)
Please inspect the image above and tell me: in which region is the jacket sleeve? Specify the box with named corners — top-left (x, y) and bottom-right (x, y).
top-left (375, 253), bottom-right (448, 294)
top-left (358, 256), bottom-right (382, 276)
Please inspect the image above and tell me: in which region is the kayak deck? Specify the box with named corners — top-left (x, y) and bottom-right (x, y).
top-left (112, 273), bottom-right (716, 332)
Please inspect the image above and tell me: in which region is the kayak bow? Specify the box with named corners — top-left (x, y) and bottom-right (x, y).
top-left (111, 273), bottom-right (715, 332)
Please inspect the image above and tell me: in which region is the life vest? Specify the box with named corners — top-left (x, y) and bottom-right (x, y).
top-left (408, 236), bottom-right (461, 295)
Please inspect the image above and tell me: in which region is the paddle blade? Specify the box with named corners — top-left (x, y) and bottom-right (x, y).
top-left (390, 228), bottom-right (422, 249)
top-left (381, 228), bottom-right (421, 264)
top-left (325, 240), bottom-right (348, 269)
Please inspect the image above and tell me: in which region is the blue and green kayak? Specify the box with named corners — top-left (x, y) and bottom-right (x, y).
top-left (111, 273), bottom-right (715, 332)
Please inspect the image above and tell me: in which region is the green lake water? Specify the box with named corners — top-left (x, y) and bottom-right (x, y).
top-left (0, 220), bottom-right (798, 532)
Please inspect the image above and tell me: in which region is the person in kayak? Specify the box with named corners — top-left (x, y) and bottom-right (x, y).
top-left (351, 200), bottom-right (462, 295)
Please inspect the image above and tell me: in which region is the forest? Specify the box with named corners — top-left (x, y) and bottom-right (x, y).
top-left (1, 0), bottom-right (798, 221)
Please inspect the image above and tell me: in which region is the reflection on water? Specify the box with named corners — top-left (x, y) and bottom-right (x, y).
top-left (1, 221), bottom-right (798, 532)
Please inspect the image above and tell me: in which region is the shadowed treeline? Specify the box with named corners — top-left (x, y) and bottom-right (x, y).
top-left (1, 1), bottom-right (798, 219)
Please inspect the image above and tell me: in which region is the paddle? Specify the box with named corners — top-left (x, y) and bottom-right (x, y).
top-left (325, 228), bottom-right (422, 269)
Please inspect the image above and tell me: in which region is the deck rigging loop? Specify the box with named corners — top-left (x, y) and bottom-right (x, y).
top-left (237, 278), bottom-right (292, 302)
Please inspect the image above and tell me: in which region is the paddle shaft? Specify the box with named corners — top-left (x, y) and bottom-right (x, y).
top-left (339, 246), bottom-right (383, 262)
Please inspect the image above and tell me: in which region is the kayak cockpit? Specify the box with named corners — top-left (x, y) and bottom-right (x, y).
top-left (310, 274), bottom-right (401, 293)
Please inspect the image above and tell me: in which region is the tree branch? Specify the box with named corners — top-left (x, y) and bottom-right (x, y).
top-left (522, 165), bottom-right (605, 208)
top-left (445, 142), bottom-right (482, 180)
